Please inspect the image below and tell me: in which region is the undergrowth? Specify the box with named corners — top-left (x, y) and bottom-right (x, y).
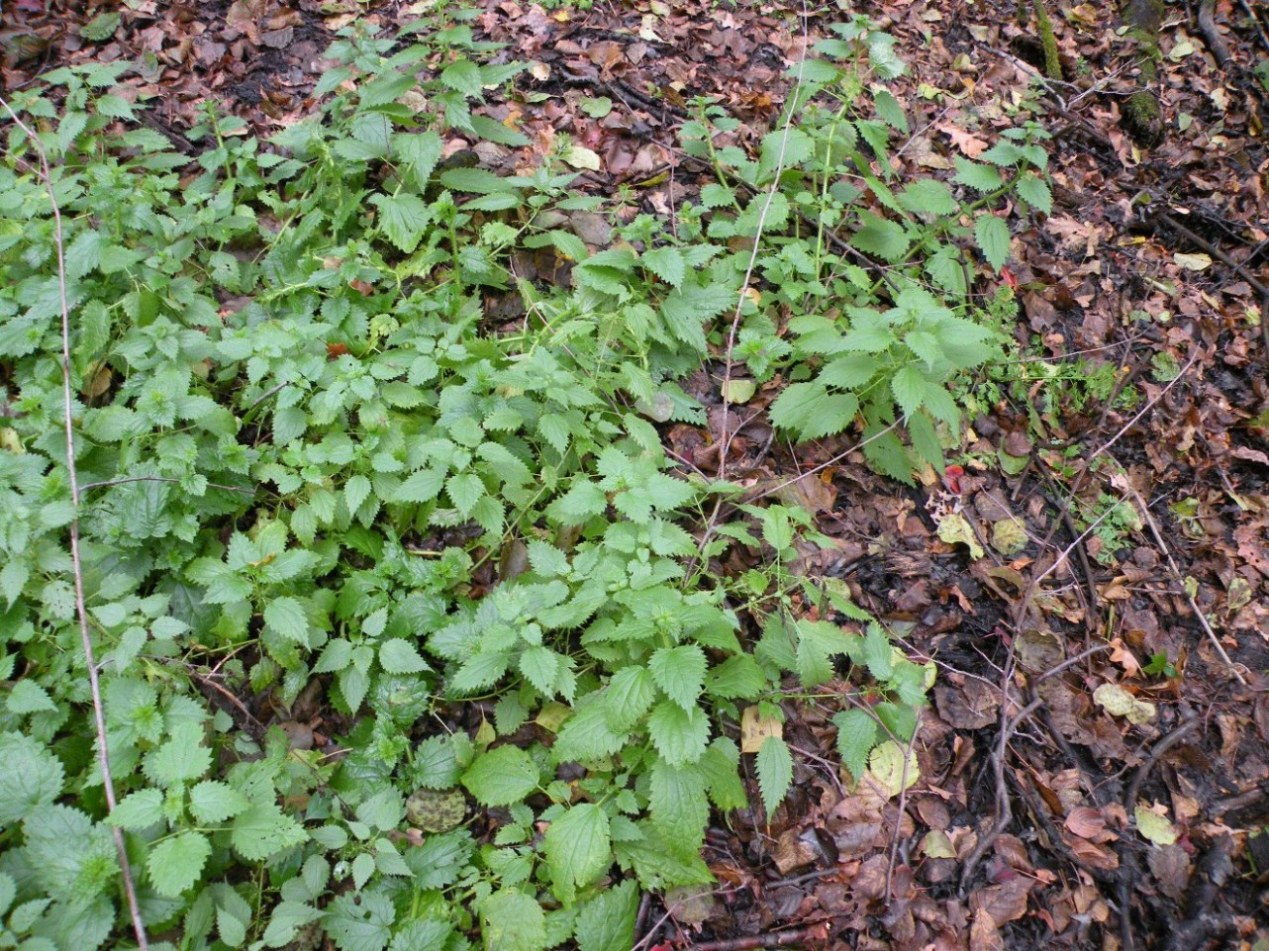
top-left (0, 10), bottom-right (1046, 950)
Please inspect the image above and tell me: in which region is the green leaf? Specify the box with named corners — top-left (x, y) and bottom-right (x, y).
top-left (144, 721), bottom-right (212, 786)
top-left (547, 480), bottom-right (607, 524)
top-left (648, 645), bottom-right (706, 711)
top-left (446, 472), bottom-right (485, 516)
top-left (371, 193), bottom-right (432, 254)
top-left (794, 619), bottom-right (857, 687)
top-left (324, 891), bottom-right (395, 951)
top-left (518, 646), bottom-right (562, 696)
top-left (755, 735), bottom-right (793, 816)
top-left (545, 803), bottom-right (612, 901)
top-left (974, 214), bottom-right (1011, 273)
top-left (441, 59), bottom-right (484, 98)
top-left (480, 889), bottom-right (546, 951)
top-left (646, 700), bottom-right (710, 767)
top-left (379, 639), bottom-right (431, 674)
top-left (891, 365), bottom-right (927, 418)
top-left (832, 709), bottom-right (877, 780)
top-left (230, 801), bottom-right (307, 861)
top-left (600, 666), bottom-right (658, 732)
top-left (952, 156), bottom-right (1003, 192)
top-left (1016, 172), bottom-right (1052, 214)
top-left (705, 654), bottom-right (766, 699)
top-left (649, 760), bottom-right (709, 856)
top-left (6, 679), bottom-right (56, 714)
top-left (148, 831), bottom-right (211, 897)
top-left (189, 780), bottom-right (250, 824)
top-left (393, 130), bottom-right (442, 191)
top-left (699, 738), bottom-right (748, 811)
top-left (109, 788), bottom-right (165, 830)
top-left (574, 879), bottom-right (638, 951)
top-left (641, 247), bottom-right (686, 289)
top-left (0, 560), bottom-right (29, 607)
top-left (264, 596), bottom-right (310, 645)
top-left (897, 178), bottom-right (957, 215)
top-left (769, 382), bottom-right (858, 442)
top-left (852, 212), bottom-right (910, 263)
top-left (396, 468), bottom-right (446, 503)
top-left (389, 920), bottom-right (452, 951)
top-left (462, 745), bottom-right (539, 806)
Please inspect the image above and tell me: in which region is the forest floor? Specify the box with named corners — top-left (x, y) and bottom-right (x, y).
top-left (3, 0), bottom-right (1268, 948)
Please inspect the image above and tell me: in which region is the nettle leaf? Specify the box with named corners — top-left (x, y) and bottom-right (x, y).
top-left (573, 879), bottom-right (638, 951)
top-left (446, 472), bottom-right (486, 516)
top-left (704, 653), bottom-right (766, 699)
top-left (396, 467), bottom-right (446, 503)
top-left (231, 802), bottom-right (307, 861)
top-left (649, 760), bottom-right (708, 856)
top-left (769, 382), bottom-right (859, 442)
top-left (974, 214), bottom-right (1011, 273)
top-left (952, 156), bottom-right (1003, 193)
top-left (641, 247), bottom-right (686, 289)
top-left (699, 738), bottom-right (748, 811)
top-left (648, 645), bottom-right (706, 711)
top-left (794, 619), bottom-right (858, 687)
top-left (148, 831), bottom-right (211, 897)
top-left (647, 700), bottom-right (710, 767)
top-left (518, 646), bottom-right (562, 696)
top-left (440, 58), bottom-right (484, 98)
top-left (109, 789), bottom-right (164, 830)
top-left (324, 891), bottom-right (395, 951)
top-left (379, 639), bottom-right (430, 674)
top-left (755, 735), bottom-right (793, 816)
top-left (547, 480), bottom-right (607, 524)
top-left (832, 709), bottom-right (878, 781)
top-left (0, 732), bottom-right (64, 824)
top-left (600, 666), bottom-right (658, 733)
top-left (897, 178), bottom-right (957, 216)
top-left (545, 803), bottom-right (612, 902)
top-left (188, 780), bottom-right (250, 824)
top-left (462, 745), bottom-right (539, 806)
top-left (851, 212), bottom-right (910, 263)
top-left (144, 721), bottom-right (212, 787)
top-left (1016, 172), bottom-right (1052, 215)
top-left (370, 193), bottom-right (432, 254)
top-left (891, 365), bottom-right (927, 418)
top-left (480, 889), bottom-right (546, 951)
top-left (264, 596), bottom-right (310, 645)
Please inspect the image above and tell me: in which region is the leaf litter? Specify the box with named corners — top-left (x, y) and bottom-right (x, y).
top-left (4, 0), bottom-right (1268, 947)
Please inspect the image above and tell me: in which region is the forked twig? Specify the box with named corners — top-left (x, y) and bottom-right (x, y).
top-left (0, 99), bottom-right (151, 949)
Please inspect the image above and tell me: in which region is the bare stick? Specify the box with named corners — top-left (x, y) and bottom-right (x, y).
top-left (716, 1), bottom-right (810, 482)
top-left (1115, 478), bottom-right (1247, 684)
top-left (0, 99), bottom-right (152, 949)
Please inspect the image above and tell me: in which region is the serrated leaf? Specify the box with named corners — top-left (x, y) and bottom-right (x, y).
top-left (705, 654), bottom-right (766, 699)
top-left (396, 467), bottom-right (446, 503)
top-left (393, 130), bottom-right (442, 191)
top-left (897, 178), bottom-right (957, 215)
top-left (148, 831), bottom-right (211, 897)
top-left (641, 247), bottom-right (686, 289)
top-left (1016, 172), bottom-right (1052, 215)
top-left (547, 480), bottom-right (606, 524)
top-left (461, 745), bottom-right (539, 806)
top-left (852, 212), bottom-right (910, 263)
top-left (344, 474), bottom-right (372, 514)
top-left (440, 59), bottom-right (483, 98)
top-left (231, 802), bottom-right (307, 861)
top-left (108, 788), bottom-right (165, 830)
top-left (189, 780), bottom-right (250, 824)
top-left (649, 760), bottom-right (708, 855)
top-left (518, 645), bottom-right (561, 696)
top-left (755, 735), bottom-right (793, 816)
top-left (545, 803), bottom-right (612, 901)
top-left (832, 709), bottom-right (877, 780)
top-left (601, 666), bottom-right (658, 732)
top-left (794, 619), bottom-right (858, 687)
top-left (975, 214), bottom-right (1011, 273)
top-left (574, 879), bottom-right (638, 951)
top-left (264, 596), bottom-right (309, 644)
top-left (371, 193), bottom-right (431, 254)
top-left (647, 701), bottom-right (710, 767)
top-left (952, 156), bottom-right (1003, 192)
top-left (379, 639), bottom-right (430, 674)
top-left (648, 645), bottom-right (706, 711)
top-left (144, 721), bottom-right (212, 786)
top-left (324, 891), bottom-right (395, 951)
top-left (891, 365), bottom-right (927, 418)
top-left (480, 889), bottom-right (546, 951)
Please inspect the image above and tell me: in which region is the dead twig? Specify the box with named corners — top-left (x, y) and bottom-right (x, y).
top-left (1115, 478), bottom-right (1247, 685)
top-left (0, 98), bottom-right (151, 950)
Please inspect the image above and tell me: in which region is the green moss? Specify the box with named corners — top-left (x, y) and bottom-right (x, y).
top-left (1033, 0), bottom-right (1063, 80)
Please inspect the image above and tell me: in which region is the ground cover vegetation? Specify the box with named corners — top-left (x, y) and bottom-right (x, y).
top-left (1, 0), bottom-right (1266, 949)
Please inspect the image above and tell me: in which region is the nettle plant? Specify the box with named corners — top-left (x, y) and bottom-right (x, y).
top-left (681, 16), bottom-right (1051, 482)
top-left (1, 12), bottom-right (952, 951)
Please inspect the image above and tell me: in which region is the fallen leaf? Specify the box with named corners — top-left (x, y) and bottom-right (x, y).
top-left (1135, 803), bottom-right (1179, 845)
top-left (936, 511), bottom-right (985, 559)
top-left (1093, 683), bottom-right (1156, 725)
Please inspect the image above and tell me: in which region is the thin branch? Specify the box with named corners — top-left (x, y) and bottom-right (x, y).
top-left (0, 99), bottom-right (151, 948)
top-left (80, 474), bottom-right (253, 494)
top-left (716, 1), bottom-right (811, 482)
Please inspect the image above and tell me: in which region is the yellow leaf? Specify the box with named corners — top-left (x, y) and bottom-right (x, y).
top-left (867, 740), bottom-right (919, 798)
top-left (1093, 683), bottom-right (1156, 725)
top-left (937, 512), bottom-right (985, 559)
top-left (740, 705), bottom-right (782, 754)
top-left (1135, 803), bottom-right (1178, 845)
